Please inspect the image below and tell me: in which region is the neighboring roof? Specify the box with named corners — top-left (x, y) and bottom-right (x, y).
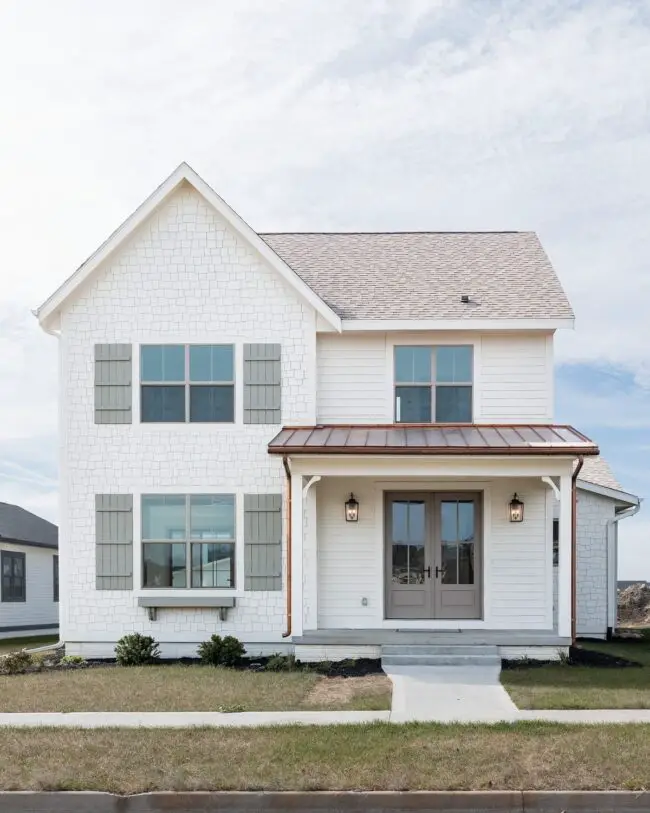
top-left (577, 456), bottom-right (623, 491)
top-left (268, 424), bottom-right (598, 456)
top-left (575, 455), bottom-right (640, 507)
top-left (36, 163), bottom-right (341, 332)
top-left (261, 232), bottom-right (575, 321)
top-left (618, 580), bottom-right (649, 590)
top-left (0, 503), bottom-right (58, 549)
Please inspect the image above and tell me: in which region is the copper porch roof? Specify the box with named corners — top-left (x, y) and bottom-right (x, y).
top-left (268, 424), bottom-right (599, 456)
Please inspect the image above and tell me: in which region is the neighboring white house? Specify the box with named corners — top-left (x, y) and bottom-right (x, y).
top-left (35, 163), bottom-right (640, 662)
top-left (0, 502), bottom-right (59, 640)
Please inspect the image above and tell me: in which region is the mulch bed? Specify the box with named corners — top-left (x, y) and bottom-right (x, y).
top-left (502, 644), bottom-right (642, 670)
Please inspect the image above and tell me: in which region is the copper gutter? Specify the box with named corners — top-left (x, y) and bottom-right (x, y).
top-left (281, 456), bottom-right (292, 639)
top-left (571, 456), bottom-right (584, 645)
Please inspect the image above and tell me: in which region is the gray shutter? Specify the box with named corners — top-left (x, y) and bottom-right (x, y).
top-left (95, 344), bottom-right (132, 424)
top-left (95, 494), bottom-right (133, 590)
top-left (244, 494), bottom-right (282, 591)
top-left (243, 344), bottom-right (281, 424)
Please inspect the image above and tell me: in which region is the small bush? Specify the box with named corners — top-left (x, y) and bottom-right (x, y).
top-left (115, 633), bottom-right (160, 666)
top-left (313, 659), bottom-right (332, 674)
top-left (30, 651), bottom-right (59, 670)
top-left (197, 634), bottom-right (245, 667)
top-left (0, 650), bottom-right (31, 675)
top-left (60, 654), bottom-right (86, 666)
top-left (265, 653), bottom-right (299, 672)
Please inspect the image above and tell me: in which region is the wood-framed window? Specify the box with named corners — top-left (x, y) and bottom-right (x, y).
top-left (394, 345), bottom-right (473, 423)
top-left (53, 555), bottom-right (59, 603)
top-left (140, 345), bottom-right (235, 423)
top-left (141, 494), bottom-right (236, 589)
top-left (1, 551), bottom-right (26, 602)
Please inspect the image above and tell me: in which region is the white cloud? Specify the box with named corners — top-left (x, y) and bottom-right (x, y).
top-left (0, 0), bottom-right (649, 516)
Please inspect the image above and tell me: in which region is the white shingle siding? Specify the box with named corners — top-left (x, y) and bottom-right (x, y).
top-left (552, 489), bottom-right (615, 638)
top-left (59, 184), bottom-right (316, 653)
top-left (0, 543), bottom-right (58, 639)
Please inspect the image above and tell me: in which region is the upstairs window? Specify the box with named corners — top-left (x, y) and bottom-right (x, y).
top-left (140, 345), bottom-right (234, 423)
top-left (394, 346), bottom-right (473, 423)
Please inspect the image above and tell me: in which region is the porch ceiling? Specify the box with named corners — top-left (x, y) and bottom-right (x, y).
top-left (268, 423), bottom-right (599, 457)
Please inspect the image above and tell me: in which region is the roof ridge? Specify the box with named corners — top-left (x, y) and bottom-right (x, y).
top-left (260, 230), bottom-right (530, 236)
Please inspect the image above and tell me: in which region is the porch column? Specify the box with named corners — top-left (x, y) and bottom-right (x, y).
top-left (557, 473), bottom-right (572, 638)
top-left (290, 473), bottom-right (304, 638)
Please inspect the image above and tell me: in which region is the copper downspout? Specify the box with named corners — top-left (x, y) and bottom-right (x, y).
top-left (571, 456), bottom-right (584, 645)
top-left (282, 456), bottom-right (292, 638)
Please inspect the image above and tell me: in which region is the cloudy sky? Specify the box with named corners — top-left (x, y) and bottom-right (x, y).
top-left (1, 0), bottom-right (648, 576)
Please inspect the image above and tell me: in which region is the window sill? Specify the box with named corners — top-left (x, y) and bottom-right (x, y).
top-left (137, 596), bottom-right (236, 608)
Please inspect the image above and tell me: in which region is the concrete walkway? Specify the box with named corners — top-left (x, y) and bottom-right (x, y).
top-left (384, 664), bottom-right (519, 723)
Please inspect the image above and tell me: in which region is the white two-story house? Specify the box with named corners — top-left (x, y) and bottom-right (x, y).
top-left (36, 163), bottom-right (640, 662)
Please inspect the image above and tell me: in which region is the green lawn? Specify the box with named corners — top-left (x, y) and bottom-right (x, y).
top-left (502, 630), bottom-right (650, 709)
top-left (0, 636), bottom-right (57, 655)
top-left (0, 665), bottom-right (391, 713)
top-left (2, 723), bottom-right (650, 792)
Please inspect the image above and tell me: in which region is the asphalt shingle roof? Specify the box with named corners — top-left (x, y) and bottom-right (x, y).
top-left (260, 231), bottom-right (574, 321)
top-left (577, 457), bottom-right (624, 492)
top-left (0, 503), bottom-right (58, 548)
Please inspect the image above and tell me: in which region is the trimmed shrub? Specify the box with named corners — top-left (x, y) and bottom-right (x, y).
top-left (115, 633), bottom-right (160, 666)
top-left (0, 650), bottom-right (31, 675)
top-left (198, 634), bottom-right (245, 667)
top-left (264, 653), bottom-right (299, 672)
top-left (60, 654), bottom-right (86, 666)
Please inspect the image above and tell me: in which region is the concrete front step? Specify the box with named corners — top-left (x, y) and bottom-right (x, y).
top-left (382, 654), bottom-right (502, 667)
top-left (381, 644), bottom-right (498, 657)
top-left (380, 644), bottom-right (501, 668)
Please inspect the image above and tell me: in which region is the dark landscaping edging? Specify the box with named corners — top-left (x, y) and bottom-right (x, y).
top-left (1, 791), bottom-right (650, 813)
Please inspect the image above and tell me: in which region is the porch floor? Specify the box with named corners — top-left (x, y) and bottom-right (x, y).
top-left (293, 629), bottom-right (570, 647)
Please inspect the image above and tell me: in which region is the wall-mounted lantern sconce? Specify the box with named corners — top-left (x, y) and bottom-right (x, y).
top-left (509, 493), bottom-right (524, 523)
top-left (345, 493), bottom-right (359, 522)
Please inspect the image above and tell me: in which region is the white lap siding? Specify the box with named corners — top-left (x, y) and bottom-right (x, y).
top-left (0, 544), bottom-right (58, 639)
top-left (316, 477), bottom-right (551, 629)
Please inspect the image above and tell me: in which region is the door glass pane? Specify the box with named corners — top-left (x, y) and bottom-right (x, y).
top-left (436, 346), bottom-right (472, 383)
top-left (440, 500), bottom-right (458, 584)
top-left (142, 495), bottom-right (186, 540)
top-left (458, 501), bottom-right (475, 584)
top-left (395, 347), bottom-right (431, 383)
top-left (396, 386), bottom-right (431, 422)
top-left (391, 500), bottom-right (425, 585)
top-left (435, 385), bottom-right (472, 422)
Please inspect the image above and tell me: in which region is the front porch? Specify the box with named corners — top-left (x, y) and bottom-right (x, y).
top-left (269, 425), bottom-right (600, 655)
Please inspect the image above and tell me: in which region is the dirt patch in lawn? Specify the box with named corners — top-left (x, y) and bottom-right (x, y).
top-left (304, 675), bottom-right (391, 710)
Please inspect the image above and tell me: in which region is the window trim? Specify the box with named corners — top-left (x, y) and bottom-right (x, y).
top-left (393, 344), bottom-right (474, 424)
top-left (53, 555), bottom-right (59, 603)
top-left (1, 550), bottom-right (26, 603)
top-left (141, 494), bottom-right (237, 590)
top-left (139, 344), bottom-right (236, 424)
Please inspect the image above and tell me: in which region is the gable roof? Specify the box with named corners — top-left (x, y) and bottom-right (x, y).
top-left (576, 456), bottom-right (640, 507)
top-left (261, 232), bottom-right (574, 322)
top-left (36, 163), bottom-right (341, 332)
top-left (0, 502), bottom-right (58, 549)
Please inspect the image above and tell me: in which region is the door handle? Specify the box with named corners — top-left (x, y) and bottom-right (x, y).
top-left (435, 566), bottom-right (444, 579)
top-left (424, 566), bottom-right (431, 579)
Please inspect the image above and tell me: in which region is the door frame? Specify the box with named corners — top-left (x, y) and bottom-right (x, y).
top-left (383, 489), bottom-right (484, 621)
